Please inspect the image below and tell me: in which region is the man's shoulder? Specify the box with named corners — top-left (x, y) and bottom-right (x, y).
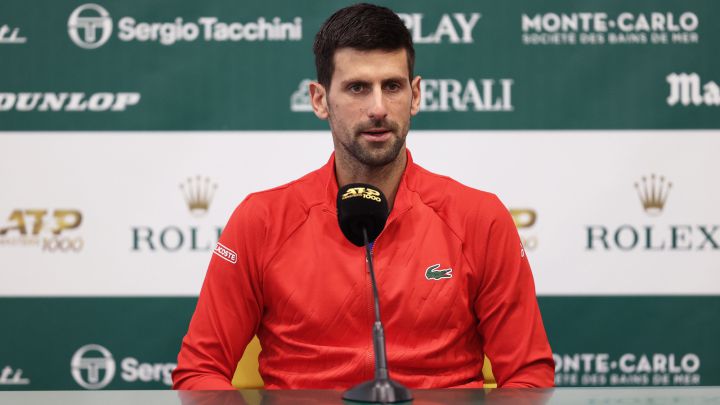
top-left (235, 166), bottom-right (328, 219)
top-left (408, 162), bottom-right (505, 215)
top-left (212, 166), bottom-right (329, 268)
top-left (407, 162), bottom-right (515, 249)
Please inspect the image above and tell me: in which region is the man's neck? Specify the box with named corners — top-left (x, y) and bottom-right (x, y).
top-left (334, 148), bottom-right (407, 211)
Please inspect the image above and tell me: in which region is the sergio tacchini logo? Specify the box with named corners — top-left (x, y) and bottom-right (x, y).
top-left (68, 4), bottom-right (113, 49)
top-left (71, 344), bottom-right (116, 389)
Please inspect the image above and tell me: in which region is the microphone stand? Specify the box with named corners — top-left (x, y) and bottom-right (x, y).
top-left (342, 228), bottom-right (413, 404)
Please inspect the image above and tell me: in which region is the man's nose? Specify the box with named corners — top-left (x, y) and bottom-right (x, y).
top-left (367, 86), bottom-right (388, 120)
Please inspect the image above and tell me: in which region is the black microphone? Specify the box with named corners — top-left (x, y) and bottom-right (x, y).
top-left (337, 183), bottom-right (388, 246)
top-left (337, 184), bottom-right (413, 404)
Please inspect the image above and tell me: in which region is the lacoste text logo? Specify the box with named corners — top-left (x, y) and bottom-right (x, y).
top-left (425, 264), bottom-right (452, 280)
top-left (213, 242), bottom-right (237, 264)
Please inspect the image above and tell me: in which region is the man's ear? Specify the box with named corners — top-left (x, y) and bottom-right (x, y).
top-left (410, 75), bottom-right (422, 116)
top-left (309, 81), bottom-right (329, 120)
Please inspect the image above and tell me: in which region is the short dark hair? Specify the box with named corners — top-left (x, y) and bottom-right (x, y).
top-left (313, 3), bottom-right (415, 88)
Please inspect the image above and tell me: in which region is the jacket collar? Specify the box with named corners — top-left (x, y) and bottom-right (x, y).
top-left (323, 149), bottom-right (415, 219)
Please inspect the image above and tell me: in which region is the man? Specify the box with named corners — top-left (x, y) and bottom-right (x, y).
top-left (173, 3), bottom-right (553, 390)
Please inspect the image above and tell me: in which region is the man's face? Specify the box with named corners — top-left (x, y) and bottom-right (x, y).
top-left (310, 48), bottom-right (421, 168)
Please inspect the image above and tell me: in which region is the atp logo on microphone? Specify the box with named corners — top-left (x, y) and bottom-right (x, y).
top-left (341, 187), bottom-right (383, 203)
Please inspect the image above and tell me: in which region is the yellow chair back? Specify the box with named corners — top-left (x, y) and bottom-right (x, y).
top-left (231, 336), bottom-right (497, 389)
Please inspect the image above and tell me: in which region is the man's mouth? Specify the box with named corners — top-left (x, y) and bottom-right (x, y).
top-left (359, 128), bottom-right (392, 140)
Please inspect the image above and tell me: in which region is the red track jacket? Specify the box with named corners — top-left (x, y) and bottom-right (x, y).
top-left (173, 151), bottom-right (554, 389)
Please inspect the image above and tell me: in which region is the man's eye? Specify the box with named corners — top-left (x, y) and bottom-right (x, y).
top-left (348, 84), bottom-right (365, 93)
top-left (385, 82), bottom-right (401, 92)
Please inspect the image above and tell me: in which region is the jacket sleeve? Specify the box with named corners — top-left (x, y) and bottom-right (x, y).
top-left (172, 196), bottom-right (266, 390)
top-left (473, 196), bottom-right (554, 388)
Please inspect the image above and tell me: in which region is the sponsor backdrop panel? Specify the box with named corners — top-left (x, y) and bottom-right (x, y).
top-left (1, 0), bottom-right (719, 392)
top-left (0, 297), bottom-right (717, 389)
top-left (0, 133), bottom-right (333, 296)
top-left (0, 298), bottom-right (194, 390)
top-left (541, 296), bottom-right (718, 387)
top-left (1, 131), bottom-right (718, 390)
top-left (410, 131), bottom-right (720, 295)
top-left (1, 1), bottom-right (719, 129)
top-left (1, 132), bottom-right (718, 295)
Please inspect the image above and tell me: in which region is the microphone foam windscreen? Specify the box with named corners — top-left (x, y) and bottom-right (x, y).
top-left (337, 183), bottom-right (389, 247)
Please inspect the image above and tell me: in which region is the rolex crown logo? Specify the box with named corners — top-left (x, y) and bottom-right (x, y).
top-left (180, 176), bottom-right (218, 217)
top-left (634, 174), bottom-right (672, 216)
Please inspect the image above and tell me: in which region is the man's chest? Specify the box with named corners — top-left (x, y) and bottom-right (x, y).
top-left (259, 210), bottom-right (481, 340)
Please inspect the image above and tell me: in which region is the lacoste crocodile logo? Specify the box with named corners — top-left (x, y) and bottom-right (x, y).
top-left (425, 264), bottom-right (452, 280)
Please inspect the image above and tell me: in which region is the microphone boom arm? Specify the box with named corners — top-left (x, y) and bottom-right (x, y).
top-left (364, 227), bottom-right (389, 381)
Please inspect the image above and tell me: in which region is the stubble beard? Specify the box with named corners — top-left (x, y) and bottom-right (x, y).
top-left (338, 118), bottom-right (407, 168)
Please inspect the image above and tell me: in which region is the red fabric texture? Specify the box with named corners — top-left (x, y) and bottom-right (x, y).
top-left (173, 151), bottom-right (554, 390)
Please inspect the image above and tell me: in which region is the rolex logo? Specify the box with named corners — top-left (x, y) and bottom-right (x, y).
top-left (180, 176), bottom-right (217, 217)
top-left (634, 174), bottom-right (672, 216)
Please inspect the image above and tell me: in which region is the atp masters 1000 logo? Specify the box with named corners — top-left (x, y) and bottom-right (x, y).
top-left (341, 186), bottom-right (382, 203)
top-left (511, 208), bottom-right (538, 251)
top-left (0, 209), bottom-right (83, 252)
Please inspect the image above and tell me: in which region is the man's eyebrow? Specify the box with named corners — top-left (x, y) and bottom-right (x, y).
top-left (339, 77), bottom-right (407, 87)
top-left (382, 77), bottom-right (408, 84)
top-left (339, 79), bottom-right (370, 87)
